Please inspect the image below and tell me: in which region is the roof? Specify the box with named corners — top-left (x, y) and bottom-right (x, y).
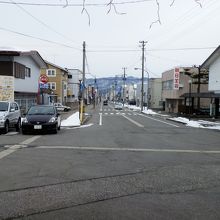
top-left (21, 51), bottom-right (47, 68)
top-left (201, 45), bottom-right (220, 69)
top-left (0, 49), bottom-right (47, 68)
top-left (45, 60), bottom-right (68, 73)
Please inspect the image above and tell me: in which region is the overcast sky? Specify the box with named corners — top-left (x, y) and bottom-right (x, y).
top-left (0, 0), bottom-right (220, 78)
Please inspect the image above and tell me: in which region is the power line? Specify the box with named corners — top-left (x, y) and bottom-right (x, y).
top-left (0, 26), bottom-right (82, 51)
top-left (9, 0), bottom-right (81, 47)
top-left (87, 47), bottom-right (216, 53)
top-left (0, 0), bottom-right (153, 7)
top-left (0, 26), bottom-right (216, 53)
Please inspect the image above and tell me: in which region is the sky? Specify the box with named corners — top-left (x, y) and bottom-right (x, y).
top-left (0, 0), bottom-right (220, 79)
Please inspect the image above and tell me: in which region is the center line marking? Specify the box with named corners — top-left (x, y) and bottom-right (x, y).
top-left (121, 114), bottom-right (144, 127)
top-left (99, 113), bottom-right (103, 126)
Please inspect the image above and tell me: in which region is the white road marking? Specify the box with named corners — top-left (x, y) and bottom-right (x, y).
top-left (121, 114), bottom-right (144, 128)
top-left (0, 149), bottom-right (17, 159)
top-left (20, 135), bottom-right (41, 145)
top-left (37, 145), bottom-right (220, 154)
top-left (0, 135), bottom-right (41, 160)
top-left (139, 114), bottom-right (179, 128)
top-left (110, 113), bottom-right (114, 115)
top-left (99, 113), bottom-right (103, 126)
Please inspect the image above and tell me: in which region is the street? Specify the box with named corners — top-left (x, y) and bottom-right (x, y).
top-left (0, 103), bottom-right (220, 220)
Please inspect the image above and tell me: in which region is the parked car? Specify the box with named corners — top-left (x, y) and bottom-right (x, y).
top-left (114, 102), bottom-right (123, 110)
top-left (0, 101), bottom-right (21, 134)
top-left (53, 103), bottom-right (71, 112)
top-left (22, 105), bottom-right (61, 134)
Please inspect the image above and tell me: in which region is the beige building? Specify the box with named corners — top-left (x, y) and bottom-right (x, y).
top-left (148, 78), bottom-right (162, 109)
top-left (162, 68), bottom-right (209, 114)
top-left (40, 61), bottom-right (68, 104)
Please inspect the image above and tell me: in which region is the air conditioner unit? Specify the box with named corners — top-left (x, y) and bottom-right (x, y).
top-left (179, 84), bottom-right (184, 88)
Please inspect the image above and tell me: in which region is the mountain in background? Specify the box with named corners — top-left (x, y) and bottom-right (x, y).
top-left (86, 76), bottom-right (147, 95)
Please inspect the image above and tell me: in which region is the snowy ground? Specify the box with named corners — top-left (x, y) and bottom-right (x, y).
top-left (23, 106), bottom-right (219, 131)
top-left (126, 105), bottom-right (220, 131)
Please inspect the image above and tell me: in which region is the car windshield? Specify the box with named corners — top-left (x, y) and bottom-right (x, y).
top-left (0, 102), bottom-right (9, 111)
top-left (27, 106), bottom-right (55, 115)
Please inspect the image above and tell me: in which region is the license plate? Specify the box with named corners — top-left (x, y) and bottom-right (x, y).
top-left (34, 125), bottom-right (42, 129)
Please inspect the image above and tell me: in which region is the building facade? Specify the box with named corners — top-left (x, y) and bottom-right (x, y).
top-left (0, 50), bottom-right (47, 112)
top-left (41, 61), bottom-right (68, 105)
top-left (162, 68), bottom-right (209, 114)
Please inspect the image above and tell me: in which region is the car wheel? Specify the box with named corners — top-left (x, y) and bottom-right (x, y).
top-left (64, 108), bottom-right (68, 112)
top-left (22, 129), bottom-right (28, 135)
top-left (15, 118), bottom-right (21, 132)
top-left (3, 121), bottom-right (9, 134)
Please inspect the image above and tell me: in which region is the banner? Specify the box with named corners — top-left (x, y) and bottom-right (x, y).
top-left (173, 67), bottom-right (180, 90)
top-left (0, 76), bottom-right (14, 101)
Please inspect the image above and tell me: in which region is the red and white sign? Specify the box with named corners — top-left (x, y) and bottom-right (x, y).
top-left (39, 74), bottom-right (49, 84)
top-left (173, 68), bottom-right (180, 90)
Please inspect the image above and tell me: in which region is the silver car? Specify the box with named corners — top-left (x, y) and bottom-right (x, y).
top-left (0, 101), bottom-right (21, 134)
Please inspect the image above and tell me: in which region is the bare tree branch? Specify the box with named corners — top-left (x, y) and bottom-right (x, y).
top-left (149, 0), bottom-right (161, 29)
top-left (195, 0), bottom-right (202, 7)
top-left (81, 0), bottom-right (91, 25)
top-left (60, 0), bottom-right (68, 8)
top-left (170, 0), bottom-right (202, 8)
top-left (170, 0), bottom-right (175, 7)
top-left (106, 0), bottom-right (126, 15)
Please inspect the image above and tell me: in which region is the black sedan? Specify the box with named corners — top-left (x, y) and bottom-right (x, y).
top-left (22, 105), bottom-right (61, 134)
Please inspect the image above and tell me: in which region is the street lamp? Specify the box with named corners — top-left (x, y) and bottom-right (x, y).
top-left (134, 68), bottom-right (150, 110)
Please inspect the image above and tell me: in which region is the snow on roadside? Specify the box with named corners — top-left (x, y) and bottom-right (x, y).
top-left (142, 108), bottom-right (158, 115)
top-left (61, 112), bottom-right (80, 127)
top-left (169, 117), bottom-right (220, 130)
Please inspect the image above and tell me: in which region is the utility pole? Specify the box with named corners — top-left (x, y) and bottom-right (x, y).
top-left (122, 67), bottom-right (127, 107)
top-left (139, 41), bottom-right (147, 112)
top-left (80, 41), bottom-right (86, 124)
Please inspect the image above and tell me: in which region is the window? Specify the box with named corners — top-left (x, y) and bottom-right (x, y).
top-left (48, 82), bottom-right (56, 90)
top-left (68, 74), bottom-right (72, 79)
top-left (162, 80), bottom-right (173, 90)
top-left (14, 62), bottom-right (25, 79)
top-left (46, 69), bottom-right (56, 77)
top-left (25, 67), bottom-right (31, 77)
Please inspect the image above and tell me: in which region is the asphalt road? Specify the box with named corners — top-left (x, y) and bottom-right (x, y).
top-left (0, 103), bottom-right (220, 220)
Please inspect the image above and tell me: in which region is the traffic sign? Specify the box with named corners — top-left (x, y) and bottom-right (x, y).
top-left (39, 75), bottom-right (49, 84)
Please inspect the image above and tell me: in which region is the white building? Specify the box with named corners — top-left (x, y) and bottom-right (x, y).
top-left (0, 50), bottom-right (47, 112)
top-left (201, 45), bottom-right (220, 117)
top-left (67, 69), bottom-right (82, 102)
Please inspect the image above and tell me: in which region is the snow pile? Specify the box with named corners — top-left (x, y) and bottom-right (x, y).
top-left (142, 108), bottom-right (158, 115)
top-left (61, 112), bottom-right (80, 127)
top-left (170, 117), bottom-right (220, 130)
top-left (128, 105), bottom-right (141, 111)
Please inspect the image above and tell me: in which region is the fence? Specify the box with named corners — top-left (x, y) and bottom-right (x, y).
top-left (15, 98), bottom-right (37, 115)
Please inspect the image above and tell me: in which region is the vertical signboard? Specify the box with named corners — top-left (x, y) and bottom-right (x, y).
top-left (0, 76), bottom-right (14, 101)
top-left (174, 67), bottom-right (180, 90)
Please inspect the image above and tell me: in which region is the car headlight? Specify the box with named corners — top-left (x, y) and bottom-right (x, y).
top-left (0, 116), bottom-right (5, 121)
top-left (22, 118), bottom-right (28, 123)
top-left (49, 117), bottom-right (57, 123)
